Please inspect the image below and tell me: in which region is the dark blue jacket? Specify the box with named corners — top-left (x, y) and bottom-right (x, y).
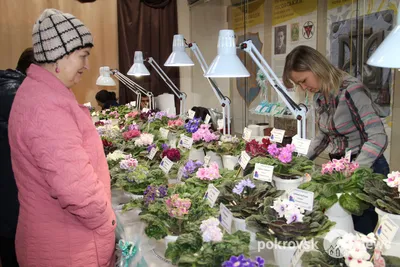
top-left (0, 69), bottom-right (24, 238)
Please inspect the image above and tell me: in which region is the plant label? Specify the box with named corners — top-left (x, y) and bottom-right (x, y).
top-left (345, 149), bottom-right (352, 162)
top-left (289, 189), bottom-right (314, 211)
top-left (270, 128), bottom-right (285, 143)
top-left (159, 156), bottom-right (173, 175)
top-left (291, 136), bottom-right (311, 155)
top-left (217, 119), bottom-right (224, 130)
top-left (179, 135), bottom-right (193, 149)
top-left (219, 203), bottom-right (233, 234)
top-left (238, 151), bottom-right (251, 169)
top-left (204, 184), bottom-right (220, 208)
top-left (177, 167), bottom-right (184, 182)
top-left (147, 147), bottom-right (158, 160)
top-left (204, 155), bottom-right (211, 167)
top-left (376, 215), bottom-right (399, 246)
top-left (253, 163), bottom-right (274, 182)
top-left (160, 127), bottom-right (169, 139)
top-left (188, 109), bottom-right (195, 119)
top-left (242, 127), bottom-right (252, 142)
top-left (205, 114), bottom-right (211, 124)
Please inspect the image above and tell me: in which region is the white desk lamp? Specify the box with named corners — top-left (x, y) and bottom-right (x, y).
top-left (204, 29), bottom-right (308, 139)
top-left (128, 51), bottom-right (187, 116)
top-left (96, 66), bottom-right (155, 110)
top-left (164, 34), bottom-right (232, 135)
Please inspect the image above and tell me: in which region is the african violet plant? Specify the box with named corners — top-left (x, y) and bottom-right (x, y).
top-left (203, 135), bottom-right (246, 157)
top-left (246, 196), bottom-right (335, 243)
top-left (217, 177), bottom-right (284, 219)
top-left (357, 171), bottom-right (400, 215)
top-left (248, 145), bottom-right (314, 179)
top-left (139, 189), bottom-right (217, 240)
top-left (299, 158), bottom-right (385, 215)
top-left (165, 216), bottom-right (251, 266)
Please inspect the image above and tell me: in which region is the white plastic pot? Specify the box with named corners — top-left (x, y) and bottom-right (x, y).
top-left (375, 208), bottom-right (400, 257)
top-left (233, 218), bottom-right (256, 243)
top-left (273, 244), bottom-right (298, 267)
top-left (222, 155), bottom-right (239, 170)
top-left (325, 194), bottom-right (354, 233)
top-left (164, 235), bottom-right (179, 249)
top-left (189, 147), bottom-right (205, 162)
top-left (205, 150), bottom-right (223, 169)
top-left (272, 176), bottom-right (303, 196)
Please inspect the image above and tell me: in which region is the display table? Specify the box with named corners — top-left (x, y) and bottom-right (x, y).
top-left (112, 190), bottom-right (277, 267)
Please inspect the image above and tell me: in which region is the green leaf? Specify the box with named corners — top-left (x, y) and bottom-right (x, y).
top-left (339, 193), bottom-right (369, 216)
top-left (319, 195), bottom-right (338, 210)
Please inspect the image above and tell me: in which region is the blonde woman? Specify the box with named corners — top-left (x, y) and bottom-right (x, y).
top-left (8, 9), bottom-right (115, 266)
top-left (282, 45), bottom-right (389, 234)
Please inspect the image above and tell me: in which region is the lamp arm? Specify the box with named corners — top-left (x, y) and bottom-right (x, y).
top-left (111, 69), bottom-right (154, 110)
top-left (146, 57), bottom-right (186, 115)
top-left (241, 40), bottom-right (307, 138)
top-left (188, 42), bottom-right (231, 134)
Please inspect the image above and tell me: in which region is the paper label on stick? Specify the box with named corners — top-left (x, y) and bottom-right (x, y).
top-left (205, 114), bottom-right (211, 124)
top-left (147, 147), bottom-right (158, 160)
top-left (253, 163), bottom-right (274, 182)
top-left (188, 109), bottom-right (195, 119)
top-left (159, 156), bottom-right (173, 174)
top-left (219, 203), bottom-right (233, 234)
top-left (270, 128), bottom-right (285, 143)
top-left (204, 184), bottom-right (220, 208)
top-left (238, 151), bottom-right (251, 169)
top-left (289, 189), bottom-right (314, 211)
top-left (160, 127), bottom-right (169, 139)
top-left (242, 127), bottom-right (252, 141)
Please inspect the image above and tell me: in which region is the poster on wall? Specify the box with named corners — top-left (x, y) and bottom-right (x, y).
top-left (326, 0), bottom-right (399, 162)
top-left (271, 0), bottom-right (318, 80)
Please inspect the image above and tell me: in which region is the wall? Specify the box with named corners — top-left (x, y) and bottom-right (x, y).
top-left (0, 0), bottom-right (118, 105)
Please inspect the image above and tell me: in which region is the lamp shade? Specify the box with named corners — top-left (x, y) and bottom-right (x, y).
top-left (164, 34), bottom-right (194, 66)
top-left (204, 29), bottom-right (250, 78)
top-left (367, 24), bottom-right (400, 68)
top-left (96, 66), bottom-right (116, 86)
top-left (127, 51), bottom-right (150, 76)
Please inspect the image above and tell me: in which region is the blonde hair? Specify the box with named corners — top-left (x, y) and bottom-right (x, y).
top-left (282, 45), bottom-right (346, 101)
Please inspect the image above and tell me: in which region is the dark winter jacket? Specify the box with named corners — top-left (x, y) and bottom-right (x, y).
top-left (0, 69), bottom-right (25, 237)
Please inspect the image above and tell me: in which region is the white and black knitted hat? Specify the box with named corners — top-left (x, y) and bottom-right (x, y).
top-left (32, 9), bottom-right (93, 63)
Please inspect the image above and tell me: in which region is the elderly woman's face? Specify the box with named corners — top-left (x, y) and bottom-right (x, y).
top-left (58, 47), bottom-right (91, 88)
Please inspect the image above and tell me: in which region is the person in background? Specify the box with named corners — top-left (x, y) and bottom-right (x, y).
top-left (140, 95), bottom-right (150, 110)
top-left (95, 89), bottom-right (120, 110)
top-left (282, 45), bottom-right (389, 234)
top-left (8, 9), bottom-right (116, 266)
top-left (0, 47), bottom-right (34, 267)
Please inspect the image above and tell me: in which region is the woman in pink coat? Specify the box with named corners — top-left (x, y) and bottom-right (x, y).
top-left (8, 9), bottom-right (116, 266)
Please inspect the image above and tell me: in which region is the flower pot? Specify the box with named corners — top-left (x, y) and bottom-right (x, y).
top-left (273, 244), bottom-right (298, 267)
top-left (205, 151), bottom-right (223, 169)
top-left (222, 155), bottom-right (239, 170)
top-left (375, 208), bottom-right (400, 257)
top-left (189, 147), bottom-right (205, 162)
top-left (272, 176), bottom-right (303, 196)
top-left (325, 193), bottom-right (355, 233)
top-left (164, 235), bottom-right (179, 249)
top-left (92, 116), bottom-right (99, 123)
top-left (233, 218), bottom-right (256, 243)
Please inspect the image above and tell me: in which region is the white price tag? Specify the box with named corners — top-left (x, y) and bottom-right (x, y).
top-left (217, 119), bottom-right (224, 130)
top-left (289, 188), bottom-right (314, 211)
top-left (147, 147), bottom-right (158, 160)
top-left (177, 167), bottom-right (184, 182)
top-left (188, 109), bottom-right (195, 119)
top-left (376, 215), bottom-right (399, 246)
top-left (242, 127), bottom-right (252, 141)
top-left (159, 156), bottom-right (173, 175)
top-left (253, 163), bottom-right (274, 182)
top-left (219, 203), bottom-right (233, 234)
top-left (160, 127), bottom-right (169, 139)
top-left (270, 128), bottom-right (285, 143)
top-left (238, 151), bottom-right (251, 169)
top-left (204, 114), bottom-right (211, 124)
top-left (204, 155), bottom-right (211, 167)
top-left (179, 135), bottom-right (193, 149)
top-left (345, 149), bottom-right (352, 161)
top-left (291, 137), bottom-right (311, 155)
top-left (204, 184), bottom-right (220, 208)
